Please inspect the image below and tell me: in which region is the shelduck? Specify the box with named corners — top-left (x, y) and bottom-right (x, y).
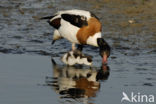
top-left (61, 49), bottom-right (92, 66)
top-left (41, 9), bottom-right (111, 64)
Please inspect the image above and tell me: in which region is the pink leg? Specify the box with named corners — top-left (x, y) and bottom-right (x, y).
top-left (72, 43), bottom-right (76, 51)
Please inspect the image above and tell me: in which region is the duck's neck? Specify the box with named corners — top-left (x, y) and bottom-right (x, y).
top-left (86, 32), bottom-right (102, 47)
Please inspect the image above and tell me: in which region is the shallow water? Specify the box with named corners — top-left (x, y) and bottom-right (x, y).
top-left (0, 0), bottom-right (156, 104)
top-left (0, 53), bottom-right (156, 104)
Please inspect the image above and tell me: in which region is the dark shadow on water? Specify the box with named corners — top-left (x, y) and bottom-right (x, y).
top-left (45, 58), bottom-right (110, 104)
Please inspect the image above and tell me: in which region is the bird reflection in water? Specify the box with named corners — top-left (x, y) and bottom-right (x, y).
top-left (45, 58), bottom-right (110, 103)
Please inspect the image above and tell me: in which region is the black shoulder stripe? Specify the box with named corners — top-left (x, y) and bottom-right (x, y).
top-left (61, 14), bottom-right (88, 28)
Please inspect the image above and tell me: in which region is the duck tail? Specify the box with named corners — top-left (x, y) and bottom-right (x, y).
top-left (40, 15), bottom-right (55, 20)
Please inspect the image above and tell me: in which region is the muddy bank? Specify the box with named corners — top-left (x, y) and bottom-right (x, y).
top-left (0, 0), bottom-right (156, 55)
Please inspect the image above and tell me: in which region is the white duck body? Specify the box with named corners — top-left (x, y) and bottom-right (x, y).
top-left (42, 9), bottom-right (102, 47)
